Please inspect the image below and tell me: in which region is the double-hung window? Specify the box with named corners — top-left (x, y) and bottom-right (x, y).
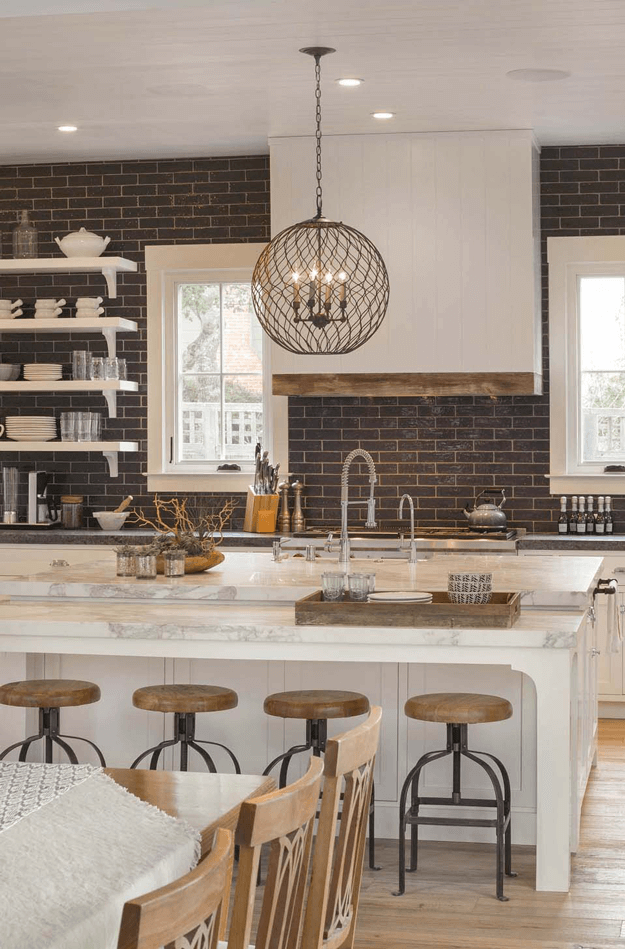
top-left (549, 236), bottom-right (625, 493)
top-left (146, 243), bottom-right (287, 491)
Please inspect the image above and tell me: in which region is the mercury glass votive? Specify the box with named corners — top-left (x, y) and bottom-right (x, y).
top-left (163, 549), bottom-right (186, 577)
top-left (116, 549), bottom-right (137, 577)
top-left (135, 552), bottom-right (157, 579)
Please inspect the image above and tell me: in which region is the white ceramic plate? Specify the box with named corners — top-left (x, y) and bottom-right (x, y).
top-left (368, 591), bottom-right (433, 602)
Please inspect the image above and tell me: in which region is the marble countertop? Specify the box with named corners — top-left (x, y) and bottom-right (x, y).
top-left (0, 551), bottom-right (605, 606)
top-left (519, 533), bottom-right (625, 551)
top-left (0, 597), bottom-right (586, 653)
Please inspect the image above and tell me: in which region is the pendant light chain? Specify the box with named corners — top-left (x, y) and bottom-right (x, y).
top-left (314, 54), bottom-right (323, 219)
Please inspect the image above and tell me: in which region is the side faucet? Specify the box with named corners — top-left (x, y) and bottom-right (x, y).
top-left (339, 449), bottom-right (377, 568)
top-left (398, 493), bottom-right (418, 564)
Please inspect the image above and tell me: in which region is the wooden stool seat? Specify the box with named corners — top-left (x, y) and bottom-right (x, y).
top-left (405, 692), bottom-right (513, 725)
top-left (0, 679), bottom-right (101, 709)
top-left (132, 684), bottom-right (238, 714)
top-left (264, 689), bottom-right (370, 720)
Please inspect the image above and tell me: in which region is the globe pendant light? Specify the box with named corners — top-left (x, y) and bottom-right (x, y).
top-left (252, 47), bottom-right (390, 355)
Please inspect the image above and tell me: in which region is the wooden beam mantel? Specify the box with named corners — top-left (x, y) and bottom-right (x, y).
top-left (272, 372), bottom-right (543, 398)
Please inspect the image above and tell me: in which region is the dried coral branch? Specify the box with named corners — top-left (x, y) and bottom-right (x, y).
top-left (127, 495), bottom-right (236, 555)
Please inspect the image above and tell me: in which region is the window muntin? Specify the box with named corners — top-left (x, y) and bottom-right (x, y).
top-left (579, 275), bottom-right (625, 464)
top-left (174, 280), bottom-right (264, 466)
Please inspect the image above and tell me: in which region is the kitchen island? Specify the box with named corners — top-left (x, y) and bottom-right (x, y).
top-left (0, 551), bottom-right (605, 894)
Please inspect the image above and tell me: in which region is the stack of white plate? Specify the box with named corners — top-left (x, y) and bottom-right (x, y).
top-left (5, 416), bottom-right (57, 441)
top-left (23, 363), bottom-right (63, 382)
top-left (368, 591), bottom-right (433, 603)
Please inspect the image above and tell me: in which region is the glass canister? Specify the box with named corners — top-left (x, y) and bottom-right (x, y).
top-left (60, 495), bottom-right (84, 529)
top-left (12, 210), bottom-right (38, 259)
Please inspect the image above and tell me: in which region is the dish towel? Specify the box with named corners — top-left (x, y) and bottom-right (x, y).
top-left (0, 762), bottom-right (201, 949)
top-left (606, 581), bottom-right (622, 654)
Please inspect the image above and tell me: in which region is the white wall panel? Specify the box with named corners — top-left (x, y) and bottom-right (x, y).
top-left (269, 130), bottom-right (540, 378)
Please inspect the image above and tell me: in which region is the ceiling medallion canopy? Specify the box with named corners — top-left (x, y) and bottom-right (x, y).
top-left (252, 47), bottom-right (390, 356)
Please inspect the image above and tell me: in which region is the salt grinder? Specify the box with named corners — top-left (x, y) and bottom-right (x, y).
top-left (291, 480), bottom-right (305, 533)
top-left (278, 481), bottom-right (291, 533)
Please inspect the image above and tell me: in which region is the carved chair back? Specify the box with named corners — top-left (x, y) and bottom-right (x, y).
top-left (226, 756), bottom-right (324, 949)
top-left (301, 706), bottom-right (382, 949)
top-left (117, 827), bottom-right (233, 949)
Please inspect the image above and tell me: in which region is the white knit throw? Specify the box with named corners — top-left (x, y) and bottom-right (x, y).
top-left (0, 764), bottom-right (201, 949)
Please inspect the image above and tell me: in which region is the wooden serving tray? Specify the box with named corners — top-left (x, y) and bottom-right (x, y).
top-left (295, 591), bottom-right (521, 629)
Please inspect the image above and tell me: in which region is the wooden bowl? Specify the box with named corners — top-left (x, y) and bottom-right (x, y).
top-left (155, 549), bottom-right (225, 575)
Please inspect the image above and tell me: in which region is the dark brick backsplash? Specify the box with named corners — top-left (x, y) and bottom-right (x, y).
top-left (2, 145), bottom-right (625, 533)
top-left (0, 155), bottom-right (269, 527)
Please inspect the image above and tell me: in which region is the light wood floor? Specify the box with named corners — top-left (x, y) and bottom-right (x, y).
top-left (354, 719), bottom-right (625, 949)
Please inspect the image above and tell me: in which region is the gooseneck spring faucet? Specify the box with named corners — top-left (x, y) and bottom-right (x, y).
top-left (398, 493), bottom-right (418, 563)
top-left (339, 449), bottom-right (377, 567)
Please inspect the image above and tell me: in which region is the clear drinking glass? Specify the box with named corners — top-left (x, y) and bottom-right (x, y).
top-left (90, 357), bottom-right (104, 381)
top-left (76, 412), bottom-right (92, 442)
top-left (348, 573), bottom-right (370, 601)
top-left (89, 412), bottom-right (102, 441)
top-left (60, 411), bottom-right (78, 442)
top-left (321, 572), bottom-right (345, 602)
top-left (116, 550), bottom-right (137, 577)
top-left (72, 351), bottom-right (92, 381)
top-left (135, 552), bottom-right (157, 579)
top-left (104, 356), bottom-right (119, 380)
top-left (2, 466), bottom-right (18, 522)
top-left (117, 358), bottom-right (127, 381)
top-left (163, 550), bottom-right (186, 577)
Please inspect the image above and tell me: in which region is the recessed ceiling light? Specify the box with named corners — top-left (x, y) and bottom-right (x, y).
top-left (57, 125), bottom-right (78, 133)
top-left (372, 111), bottom-right (395, 119)
top-left (337, 78), bottom-right (363, 87)
top-left (506, 68), bottom-right (570, 82)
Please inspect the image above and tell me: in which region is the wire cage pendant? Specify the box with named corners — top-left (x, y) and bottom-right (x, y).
top-left (252, 47), bottom-right (390, 356)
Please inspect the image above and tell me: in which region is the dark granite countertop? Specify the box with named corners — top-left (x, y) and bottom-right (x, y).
top-left (0, 528), bottom-right (279, 547)
top-left (519, 533), bottom-right (625, 551)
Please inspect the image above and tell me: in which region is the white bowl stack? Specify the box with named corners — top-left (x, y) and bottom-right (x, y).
top-left (34, 298), bottom-right (66, 320)
top-left (0, 299), bottom-right (23, 320)
top-left (5, 416), bottom-right (57, 441)
top-left (75, 296), bottom-right (104, 320)
top-left (23, 363), bottom-right (63, 382)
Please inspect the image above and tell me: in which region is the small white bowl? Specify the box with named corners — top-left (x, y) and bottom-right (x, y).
top-left (0, 365), bottom-right (19, 380)
top-left (94, 511), bottom-right (129, 532)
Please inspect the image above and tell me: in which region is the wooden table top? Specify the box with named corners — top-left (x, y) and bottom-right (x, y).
top-left (105, 769), bottom-right (275, 853)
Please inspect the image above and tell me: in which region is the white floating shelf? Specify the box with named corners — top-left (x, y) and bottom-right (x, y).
top-left (0, 317), bottom-right (138, 358)
top-left (0, 440), bottom-right (138, 478)
top-left (0, 379), bottom-right (139, 418)
top-left (0, 257), bottom-right (137, 298)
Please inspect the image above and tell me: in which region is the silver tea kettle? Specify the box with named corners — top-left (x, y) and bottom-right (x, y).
top-left (463, 489), bottom-right (507, 531)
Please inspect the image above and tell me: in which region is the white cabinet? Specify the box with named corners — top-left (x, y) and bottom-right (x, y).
top-left (269, 130), bottom-right (541, 395)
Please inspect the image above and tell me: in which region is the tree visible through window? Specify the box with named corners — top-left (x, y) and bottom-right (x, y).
top-left (176, 281), bottom-right (263, 463)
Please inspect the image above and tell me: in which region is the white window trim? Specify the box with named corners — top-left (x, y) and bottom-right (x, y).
top-left (548, 235), bottom-right (625, 494)
top-left (145, 243), bottom-right (288, 492)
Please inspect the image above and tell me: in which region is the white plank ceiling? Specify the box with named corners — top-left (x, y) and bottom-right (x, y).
top-left (1, 0), bottom-right (625, 162)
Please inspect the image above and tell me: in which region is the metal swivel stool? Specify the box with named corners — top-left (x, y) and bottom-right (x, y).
top-left (396, 692), bottom-right (516, 901)
top-left (262, 688), bottom-right (379, 869)
top-left (130, 684), bottom-right (241, 772)
top-left (0, 679), bottom-right (106, 765)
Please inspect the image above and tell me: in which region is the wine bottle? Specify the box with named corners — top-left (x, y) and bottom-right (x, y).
top-left (577, 496), bottom-right (587, 533)
top-left (558, 496), bottom-right (568, 534)
top-left (605, 496), bottom-right (614, 534)
top-left (596, 496), bottom-right (605, 534)
top-left (570, 496), bottom-right (578, 534)
top-left (12, 209), bottom-right (38, 259)
top-left (586, 495), bottom-right (595, 534)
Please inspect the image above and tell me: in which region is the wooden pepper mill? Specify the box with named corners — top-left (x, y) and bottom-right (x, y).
top-left (278, 481), bottom-right (291, 533)
top-left (291, 480), bottom-right (305, 533)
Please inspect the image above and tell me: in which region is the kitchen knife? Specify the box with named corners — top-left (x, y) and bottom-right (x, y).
top-left (272, 463), bottom-right (280, 494)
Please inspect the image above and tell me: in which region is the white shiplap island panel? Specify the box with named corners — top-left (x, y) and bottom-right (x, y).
top-left (0, 551), bottom-right (604, 895)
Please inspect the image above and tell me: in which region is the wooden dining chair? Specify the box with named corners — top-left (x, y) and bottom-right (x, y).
top-left (117, 827), bottom-right (233, 949)
top-left (301, 706), bottom-right (382, 949)
top-left (223, 756), bottom-right (324, 949)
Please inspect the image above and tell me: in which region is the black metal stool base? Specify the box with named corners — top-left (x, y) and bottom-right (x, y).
top-left (0, 706), bottom-right (106, 766)
top-left (394, 722), bottom-right (516, 901)
top-left (130, 711), bottom-right (241, 773)
top-left (263, 717), bottom-right (379, 870)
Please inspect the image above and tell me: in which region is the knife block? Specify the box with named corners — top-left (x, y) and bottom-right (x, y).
top-left (243, 487), bottom-right (279, 533)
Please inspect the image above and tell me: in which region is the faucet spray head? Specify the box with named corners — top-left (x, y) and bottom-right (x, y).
top-left (365, 497), bottom-right (377, 529)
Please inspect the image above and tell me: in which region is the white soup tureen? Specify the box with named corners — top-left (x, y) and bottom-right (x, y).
top-left (55, 228), bottom-right (111, 258)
